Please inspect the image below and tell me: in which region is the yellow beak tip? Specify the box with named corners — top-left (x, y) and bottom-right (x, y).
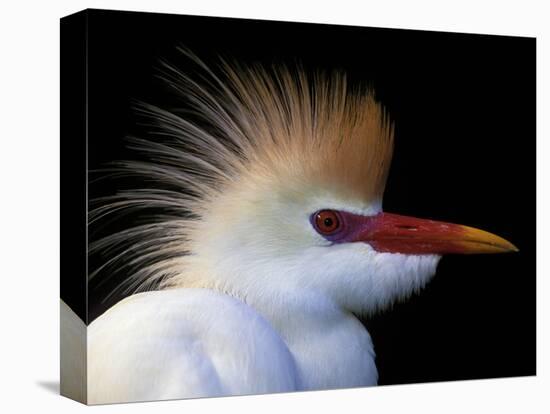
top-left (461, 226), bottom-right (518, 254)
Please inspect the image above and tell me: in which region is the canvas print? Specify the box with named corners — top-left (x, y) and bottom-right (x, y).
top-left (60, 9), bottom-right (536, 405)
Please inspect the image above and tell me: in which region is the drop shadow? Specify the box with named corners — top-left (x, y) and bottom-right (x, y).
top-left (36, 380), bottom-right (59, 395)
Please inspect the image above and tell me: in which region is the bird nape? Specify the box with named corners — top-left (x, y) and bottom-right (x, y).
top-left (86, 49), bottom-right (517, 404)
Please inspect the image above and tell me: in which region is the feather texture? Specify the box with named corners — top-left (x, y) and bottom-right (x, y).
top-left (90, 49), bottom-right (394, 301)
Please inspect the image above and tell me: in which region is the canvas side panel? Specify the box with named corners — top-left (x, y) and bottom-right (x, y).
top-left (60, 10), bottom-right (88, 404)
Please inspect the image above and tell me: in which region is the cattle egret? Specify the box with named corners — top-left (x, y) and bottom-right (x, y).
top-left (84, 52), bottom-right (517, 404)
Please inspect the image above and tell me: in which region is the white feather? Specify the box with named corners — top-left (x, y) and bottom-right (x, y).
top-left (88, 287), bottom-right (383, 403)
top-left (88, 289), bottom-right (298, 403)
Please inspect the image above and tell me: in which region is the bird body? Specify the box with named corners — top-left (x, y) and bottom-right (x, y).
top-left (88, 289), bottom-right (297, 403)
top-left (88, 287), bottom-right (377, 403)
top-left (86, 51), bottom-right (517, 404)
top-left (88, 243), bottom-right (440, 402)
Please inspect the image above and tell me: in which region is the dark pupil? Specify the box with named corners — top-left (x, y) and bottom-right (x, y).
top-left (324, 217), bottom-right (334, 228)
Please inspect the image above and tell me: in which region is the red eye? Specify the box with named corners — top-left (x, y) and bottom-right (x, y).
top-left (314, 210), bottom-right (340, 235)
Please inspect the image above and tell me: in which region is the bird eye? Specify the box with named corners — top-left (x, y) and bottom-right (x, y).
top-left (313, 210), bottom-right (341, 235)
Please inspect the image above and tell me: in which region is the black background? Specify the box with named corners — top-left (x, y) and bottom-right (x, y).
top-left (77, 9), bottom-right (535, 386)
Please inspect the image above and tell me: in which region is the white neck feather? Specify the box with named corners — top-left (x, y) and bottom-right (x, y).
top-left (244, 289), bottom-right (379, 389)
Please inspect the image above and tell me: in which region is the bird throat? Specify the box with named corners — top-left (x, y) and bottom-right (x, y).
top-left (229, 289), bottom-right (378, 389)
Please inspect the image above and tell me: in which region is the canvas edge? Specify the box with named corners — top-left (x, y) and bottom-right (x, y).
top-left (60, 9), bottom-right (88, 405)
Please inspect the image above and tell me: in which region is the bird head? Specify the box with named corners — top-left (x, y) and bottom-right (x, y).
top-left (92, 52), bottom-right (517, 315)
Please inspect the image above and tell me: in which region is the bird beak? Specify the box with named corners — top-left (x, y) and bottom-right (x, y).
top-left (354, 213), bottom-right (518, 255)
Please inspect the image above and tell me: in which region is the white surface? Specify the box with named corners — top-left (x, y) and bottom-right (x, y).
top-left (0, 0), bottom-right (547, 412)
top-left (60, 300), bottom-right (86, 402)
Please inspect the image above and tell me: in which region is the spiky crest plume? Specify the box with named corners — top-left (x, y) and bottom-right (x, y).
top-left (89, 48), bottom-right (394, 300)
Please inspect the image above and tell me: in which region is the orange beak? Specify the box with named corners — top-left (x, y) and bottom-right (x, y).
top-left (353, 213), bottom-right (518, 255)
